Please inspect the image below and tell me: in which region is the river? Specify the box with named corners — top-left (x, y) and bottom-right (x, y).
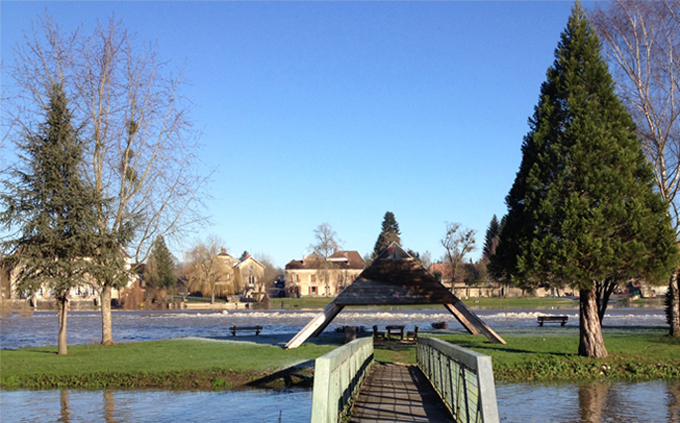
top-left (1, 306), bottom-right (678, 422)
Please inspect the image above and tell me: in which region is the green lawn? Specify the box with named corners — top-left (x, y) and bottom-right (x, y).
top-left (3, 331), bottom-right (678, 390)
top-left (0, 338), bottom-right (337, 390)
top-left (374, 332), bottom-right (680, 382)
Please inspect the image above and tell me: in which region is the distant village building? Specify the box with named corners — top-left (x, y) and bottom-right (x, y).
top-left (216, 249), bottom-right (266, 300)
top-left (285, 251), bottom-right (364, 297)
top-left (1, 254), bottom-right (137, 306)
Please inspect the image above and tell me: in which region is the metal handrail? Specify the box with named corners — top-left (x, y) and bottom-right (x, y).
top-left (310, 337), bottom-right (374, 423)
top-left (417, 337), bottom-right (499, 423)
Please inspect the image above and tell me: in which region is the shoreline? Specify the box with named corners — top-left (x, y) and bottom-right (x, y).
top-left (2, 328), bottom-right (679, 390)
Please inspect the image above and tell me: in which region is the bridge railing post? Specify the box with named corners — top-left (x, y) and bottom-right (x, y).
top-left (416, 337), bottom-right (499, 423)
top-left (311, 337), bottom-right (374, 423)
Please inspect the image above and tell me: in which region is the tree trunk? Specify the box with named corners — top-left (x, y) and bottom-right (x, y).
top-left (595, 278), bottom-right (618, 326)
top-left (211, 290), bottom-right (215, 304)
top-left (670, 270), bottom-right (680, 337)
top-left (578, 286), bottom-right (608, 358)
top-left (57, 297), bottom-right (68, 355)
top-left (100, 285), bottom-right (115, 345)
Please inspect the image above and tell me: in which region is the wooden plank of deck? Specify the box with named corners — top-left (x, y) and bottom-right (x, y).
top-left (350, 363), bottom-right (454, 423)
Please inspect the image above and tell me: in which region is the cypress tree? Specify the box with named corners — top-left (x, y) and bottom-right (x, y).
top-left (482, 215), bottom-right (501, 263)
top-left (373, 211), bottom-right (401, 258)
top-left (145, 236), bottom-right (176, 290)
top-left (494, 3), bottom-right (678, 357)
top-left (0, 84), bottom-right (104, 355)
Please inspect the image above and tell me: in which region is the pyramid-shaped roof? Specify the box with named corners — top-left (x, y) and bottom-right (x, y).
top-left (334, 243), bottom-right (457, 306)
top-left (285, 243), bottom-right (505, 348)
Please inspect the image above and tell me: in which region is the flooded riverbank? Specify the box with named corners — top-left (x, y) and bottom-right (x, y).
top-left (2, 307), bottom-right (676, 422)
top-left (2, 380), bottom-right (679, 422)
top-left (0, 307), bottom-right (668, 350)
top-left (0, 388), bottom-right (312, 422)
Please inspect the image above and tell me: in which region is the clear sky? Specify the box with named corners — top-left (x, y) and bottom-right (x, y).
top-left (1, 1), bottom-right (580, 268)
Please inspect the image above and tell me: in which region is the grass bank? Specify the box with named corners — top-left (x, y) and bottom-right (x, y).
top-left (374, 332), bottom-right (680, 382)
top-left (3, 331), bottom-right (678, 390)
top-left (0, 338), bottom-right (337, 390)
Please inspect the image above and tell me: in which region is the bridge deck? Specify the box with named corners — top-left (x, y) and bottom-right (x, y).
top-left (350, 363), bottom-right (453, 423)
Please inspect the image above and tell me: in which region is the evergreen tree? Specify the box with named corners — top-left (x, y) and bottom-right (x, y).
top-left (0, 84), bottom-right (105, 355)
top-left (482, 215), bottom-right (501, 263)
top-left (373, 212), bottom-right (401, 258)
top-left (493, 3), bottom-right (678, 358)
top-left (144, 236), bottom-right (177, 291)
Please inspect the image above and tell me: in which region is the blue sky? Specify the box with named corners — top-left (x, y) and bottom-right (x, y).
top-left (1, 1), bottom-right (579, 267)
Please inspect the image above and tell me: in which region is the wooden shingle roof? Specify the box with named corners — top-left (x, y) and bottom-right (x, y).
top-left (334, 246), bottom-right (457, 306)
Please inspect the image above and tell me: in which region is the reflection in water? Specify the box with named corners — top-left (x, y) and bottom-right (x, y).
top-left (3, 380), bottom-right (680, 422)
top-left (103, 390), bottom-right (116, 423)
top-left (1, 388), bottom-right (312, 422)
top-left (670, 383), bottom-right (680, 423)
top-left (496, 380), bottom-right (680, 422)
top-left (578, 381), bottom-right (608, 423)
top-left (59, 390), bottom-right (70, 423)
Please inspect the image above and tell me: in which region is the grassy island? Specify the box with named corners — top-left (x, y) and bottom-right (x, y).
top-left (2, 329), bottom-right (679, 390)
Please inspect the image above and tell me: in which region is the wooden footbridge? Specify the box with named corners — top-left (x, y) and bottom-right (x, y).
top-left (310, 337), bottom-right (499, 423)
top-left (350, 363), bottom-right (453, 422)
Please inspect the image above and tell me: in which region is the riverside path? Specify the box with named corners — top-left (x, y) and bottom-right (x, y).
top-left (349, 363), bottom-right (453, 423)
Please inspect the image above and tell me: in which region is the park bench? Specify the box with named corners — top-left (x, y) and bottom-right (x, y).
top-left (229, 325), bottom-right (263, 336)
top-left (373, 325), bottom-right (385, 339)
top-left (406, 326), bottom-right (418, 342)
top-left (537, 316), bottom-right (568, 326)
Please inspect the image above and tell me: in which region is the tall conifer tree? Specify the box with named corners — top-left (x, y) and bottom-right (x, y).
top-left (482, 215), bottom-right (502, 263)
top-left (494, 3), bottom-right (678, 357)
top-left (373, 212), bottom-right (401, 258)
top-left (145, 236), bottom-right (176, 290)
top-left (0, 84), bottom-right (104, 355)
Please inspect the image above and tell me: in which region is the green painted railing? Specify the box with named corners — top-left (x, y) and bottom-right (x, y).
top-left (417, 337), bottom-right (499, 423)
top-left (310, 337), bottom-right (374, 423)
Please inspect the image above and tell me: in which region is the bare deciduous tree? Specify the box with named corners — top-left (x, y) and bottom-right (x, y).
top-left (255, 254), bottom-right (281, 287)
top-left (310, 223), bottom-right (341, 297)
top-left (591, 0), bottom-right (680, 336)
top-left (441, 222), bottom-right (476, 291)
top-left (185, 237), bottom-right (231, 304)
top-left (4, 14), bottom-right (209, 344)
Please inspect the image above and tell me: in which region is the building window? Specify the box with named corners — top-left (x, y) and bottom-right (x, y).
top-left (293, 274), bottom-right (299, 283)
top-left (311, 274), bottom-right (316, 283)
top-left (311, 286), bottom-right (317, 294)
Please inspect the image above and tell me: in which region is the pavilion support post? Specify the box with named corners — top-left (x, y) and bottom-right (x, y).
top-left (285, 303), bottom-right (345, 349)
top-left (444, 303), bottom-right (480, 335)
top-left (444, 302), bottom-right (506, 345)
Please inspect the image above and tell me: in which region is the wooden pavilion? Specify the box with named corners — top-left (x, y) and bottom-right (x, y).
top-left (285, 243), bottom-right (506, 349)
